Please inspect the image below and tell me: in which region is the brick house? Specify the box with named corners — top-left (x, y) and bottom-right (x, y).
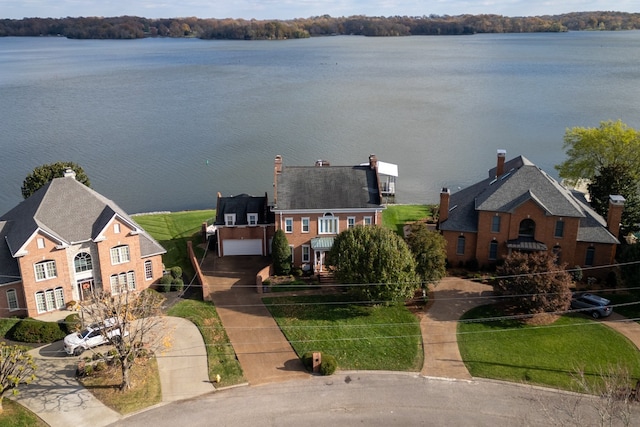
top-left (0, 171), bottom-right (166, 318)
top-left (214, 193), bottom-right (275, 256)
top-left (437, 150), bottom-right (623, 275)
top-left (272, 154), bottom-right (385, 273)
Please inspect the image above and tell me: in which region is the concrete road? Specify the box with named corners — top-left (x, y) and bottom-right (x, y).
top-left (111, 372), bottom-right (638, 426)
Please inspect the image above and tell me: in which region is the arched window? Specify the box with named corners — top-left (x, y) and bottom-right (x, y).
top-left (585, 247), bottom-right (595, 266)
top-left (319, 213), bottom-right (338, 234)
top-left (74, 252), bottom-right (93, 273)
top-left (456, 235), bottom-right (466, 255)
top-left (518, 219), bottom-right (536, 238)
top-left (489, 240), bottom-right (498, 260)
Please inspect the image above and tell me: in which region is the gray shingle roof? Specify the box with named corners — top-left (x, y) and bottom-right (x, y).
top-left (0, 176), bottom-right (165, 266)
top-left (274, 165), bottom-right (382, 211)
top-left (440, 155), bottom-right (618, 245)
top-left (214, 194), bottom-right (273, 226)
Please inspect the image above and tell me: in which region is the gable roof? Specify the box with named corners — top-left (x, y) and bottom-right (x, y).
top-left (274, 165), bottom-right (382, 211)
top-left (0, 176), bottom-right (165, 263)
top-left (440, 155), bottom-right (619, 245)
top-left (214, 193), bottom-right (273, 226)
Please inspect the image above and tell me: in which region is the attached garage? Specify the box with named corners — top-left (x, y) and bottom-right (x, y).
top-left (222, 239), bottom-right (263, 256)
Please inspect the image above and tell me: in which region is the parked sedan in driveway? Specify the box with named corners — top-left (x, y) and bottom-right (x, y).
top-left (570, 293), bottom-right (612, 319)
top-left (63, 318), bottom-right (126, 356)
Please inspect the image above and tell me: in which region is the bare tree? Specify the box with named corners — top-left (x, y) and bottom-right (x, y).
top-left (81, 289), bottom-right (165, 390)
top-left (571, 364), bottom-right (636, 427)
top-left (0, 343), bottom-right (37, 413)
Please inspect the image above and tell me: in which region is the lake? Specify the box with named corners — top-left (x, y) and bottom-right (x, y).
top-left (1, 32), bottom-right (639, 215)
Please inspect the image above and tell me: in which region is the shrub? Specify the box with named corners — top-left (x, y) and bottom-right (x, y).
top-left (271, 229), bottom-right (292, 276)
top-left (292, 267), bottom-right (303, 277)
top-left (63, 313), bottom-right (82, 334)
top-left (9, 318), bottom-right (66, 343)
top-left (571, 265), bottom-right (583, 283)
top-left (0, 317), bottom-right (21, 338)
top-left (319, 354), bottom-right (338, 375)
top-left (172, 278), bottom-right (185, 292)
top-left (606, 271), bottom-right (619, 288)
top-left (95, 360), bottom-right (107, 371)
top-left (170, 266), bottom-right (183, 279)
top-left (159, 274), bottom-right (173, 292)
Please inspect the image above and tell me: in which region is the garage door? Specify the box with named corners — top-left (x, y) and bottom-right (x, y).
top-left (223, 239), bottom-right (263, 256)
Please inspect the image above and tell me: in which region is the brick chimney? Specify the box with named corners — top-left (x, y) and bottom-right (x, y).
top-left (273, 155), bottom-right (283, 204)
top-left (606, 194), bottom-right (625, 238)
top-left (439, 188), bottom-right (451, 224)
top-left (496, 149), bottom-right (506, 177)
top-left (369, 154), bottom-right (378, 170)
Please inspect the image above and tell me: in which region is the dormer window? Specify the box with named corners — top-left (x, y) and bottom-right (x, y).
top-left (225, 214), bottom-right (236, 226)
top-left (247, 213), bottom-right (258, 226)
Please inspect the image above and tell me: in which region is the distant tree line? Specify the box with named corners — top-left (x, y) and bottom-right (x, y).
top-left (1, 12), bottom-right (639, 40)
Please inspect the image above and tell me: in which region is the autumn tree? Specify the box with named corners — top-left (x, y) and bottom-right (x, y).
top-left (555, 120), bottom-right (640, 185)
top-left (326, 225), bottom-right (418, 303)
top-left (588, 164), bottom-right (640, 234)
top-left (271, 229), bottom-right (291, 276)
top-left (493, 252), bottom-right (572, 316)
top-left (80, 289), bottom-right (164, 391)
top-left (405, 222), bottom-right (447, 287)
top-left (0, 343), bottom-right (37, 413)
top-left (21, 161), bottom-right (91, 199)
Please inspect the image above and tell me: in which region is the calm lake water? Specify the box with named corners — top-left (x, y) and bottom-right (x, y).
top-left (1, 32), bottom-right (639, 214)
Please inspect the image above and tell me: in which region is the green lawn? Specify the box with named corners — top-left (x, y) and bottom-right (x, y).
top-left (167, 300), bottom-right (245, 387)
top-left (133, 210), bottom-right (215, 277)
top-left (0, 399), bottom-right (47, 427)
top-left (264, 294), bottom-right (423, 371)
top-left (382, 205), bottom-right (433, 235)
top-left (458, 304), bottom-right (640, 391)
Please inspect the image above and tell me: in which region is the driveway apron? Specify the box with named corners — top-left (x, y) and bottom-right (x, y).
top-left (200, 255), bottom-right (308, 385)
top-left (421, 277), bottom-right (493, 379)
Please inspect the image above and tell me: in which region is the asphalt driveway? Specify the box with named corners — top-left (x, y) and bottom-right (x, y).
top-left (200, 255), bottom-right (309, 385)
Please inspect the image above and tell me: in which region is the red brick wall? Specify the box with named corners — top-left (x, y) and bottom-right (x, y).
top-left (218, 225), bottom-right (274, 256)
top-left (275, 211), bottom-right (381, 267)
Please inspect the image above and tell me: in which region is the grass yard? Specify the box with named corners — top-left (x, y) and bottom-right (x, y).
top-left (79, 355), bottom-right (161, 414)
top-left (167, 300), bottom-right (245, 387)
top-left (0, 399), bottom-right (47, 427)
top-left (264, 294), bottom-right (423, 371)
top-left (133, 210), bottom-right (215, 277)
top-left (382, 205), bottom-right (433, 235)
top-left (458, 304), bottom-right (640, 391)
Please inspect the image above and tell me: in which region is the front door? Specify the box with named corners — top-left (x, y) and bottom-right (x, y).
top-left (76, 279), bottom-right (94, 301)
top-left (315, 251), bottom-right (326, 273)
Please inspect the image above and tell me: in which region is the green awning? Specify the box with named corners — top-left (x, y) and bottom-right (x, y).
top-left (311, 237), bottom-right (335, 251)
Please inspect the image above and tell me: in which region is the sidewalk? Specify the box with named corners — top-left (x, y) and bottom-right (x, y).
top-left (14, 316), bottom-right (213, 427)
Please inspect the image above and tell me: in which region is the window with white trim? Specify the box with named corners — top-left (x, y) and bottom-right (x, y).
top-left (347, 217), bottom-right (355, 229)
top-left (364, 216), bottom-right (372, 226)
top-left (35, 292), bottom-right (46, 313)
top-left (7, 289), bottom-right (18, 311)
top-left (110, 271), bottom-right (137, 295)
top-left (225, 214), bottom-right (236, 226)
top-left (37, 238), bottom-right (45, 249)
top-left (319, 213), bottom-right (338, 234)
top-left (114, 223), bottom-right (121, 234)
top-left (302, 245), bottom-right (310, 263)
top-left (285, 218), bottom-right (293, 233)
top-left (34, 260), bottom-right (57, 281)
top-left (54, 287), bottom-right (65, 309)
top-left (301, 217), bottom-right (310, 233)
top-left (110, 245), bottom-right (130, 265)
top-left (247, 213), bottom-right (258, 225)
top-left (145, 260), bottom-right (153, 280)
top-left (74, 252), bottom-right (93, 273)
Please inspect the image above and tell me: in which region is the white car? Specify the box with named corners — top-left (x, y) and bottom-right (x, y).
top-left (63, 318), bottom-right (126, 356)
